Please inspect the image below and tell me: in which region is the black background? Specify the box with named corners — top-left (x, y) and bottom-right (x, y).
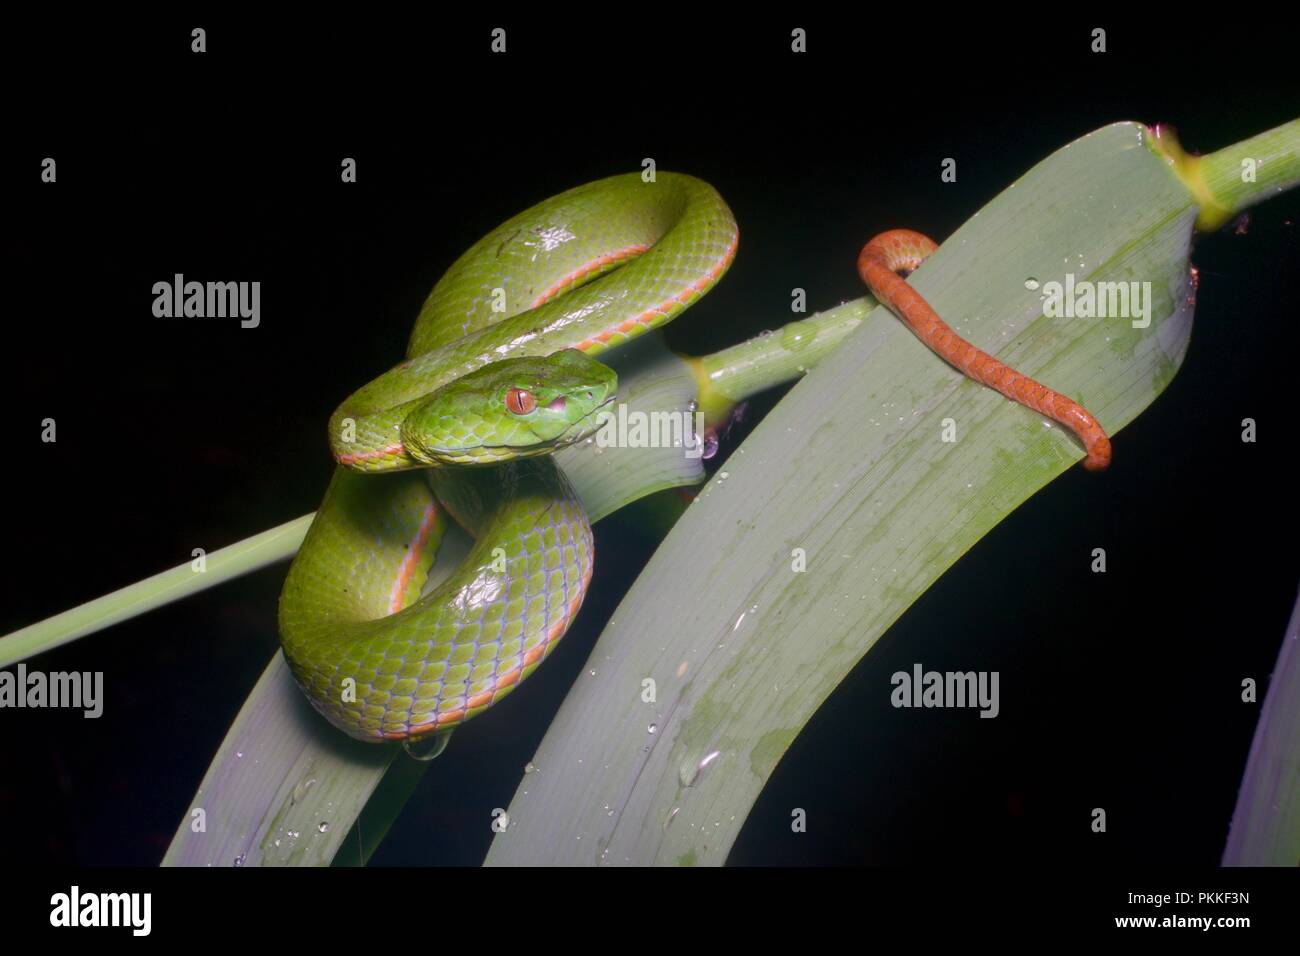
top-left (3, 12), bottom-right (1298, 871)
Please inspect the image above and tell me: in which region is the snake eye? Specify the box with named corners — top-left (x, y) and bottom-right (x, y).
top-left (505, 388), bottom-right (536, 415)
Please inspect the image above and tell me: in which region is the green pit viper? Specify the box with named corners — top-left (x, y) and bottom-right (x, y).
top-left (279, 172), bottom-right (1108, 747)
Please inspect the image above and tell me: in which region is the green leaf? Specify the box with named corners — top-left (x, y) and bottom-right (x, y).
top-left (1222, 584), bottom-right (1300, 866)
top-left (484, 122), bottom-right (1202, 865)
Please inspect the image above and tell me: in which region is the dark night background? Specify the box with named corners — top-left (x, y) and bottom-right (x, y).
top-left (4, 14), bottom-right (1298, 869)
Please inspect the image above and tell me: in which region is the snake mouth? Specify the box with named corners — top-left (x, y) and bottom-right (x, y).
top-left (547, 393), bottom-right (618, 448)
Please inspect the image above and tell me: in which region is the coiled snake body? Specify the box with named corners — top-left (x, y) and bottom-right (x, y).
top-left (280, 174), bottom-right (738, 742)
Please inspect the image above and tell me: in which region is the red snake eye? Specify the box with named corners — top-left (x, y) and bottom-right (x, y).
top-left (505, 388), bottom-right (536, 415)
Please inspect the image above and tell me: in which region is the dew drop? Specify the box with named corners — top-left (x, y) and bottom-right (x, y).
top-left (647, 723), bottom-right (658, 734)
top-left (317, 822), bottom-right (330, 833)
top-left (1024, 278), bottom-right (1039, 291)
top-left (680, 749), bottom-right (723, 788)
top-left (291, 776), bottom-right (317, 805)
top-left (403, 729), bottom-right (453, 762)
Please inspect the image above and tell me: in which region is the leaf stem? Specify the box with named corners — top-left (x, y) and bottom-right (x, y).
top-left (0, 514), bottom-right (314, 668)
top-left (1149, 119), bottom-right (1300, 230)
top-left (686, 297), bottom-right (877, 428)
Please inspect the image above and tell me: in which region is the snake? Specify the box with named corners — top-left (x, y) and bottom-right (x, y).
top-left (857, 230), bottom-right (1111, 470)
top-left (279, 175), bottom-right (1110, 746)
top-left (279, 173), bottom-right (739, 744)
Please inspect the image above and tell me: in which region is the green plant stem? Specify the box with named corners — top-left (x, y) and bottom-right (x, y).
top-left (688, 297), bottom-right (875, 427)
top-left (0, 515), bottom-right (315, 668)
top-left (1153, 118), bottom-right (1300, 230)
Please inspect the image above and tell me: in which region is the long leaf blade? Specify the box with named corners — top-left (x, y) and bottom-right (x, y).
top-left (484, 122), bottom-right (1198, 865)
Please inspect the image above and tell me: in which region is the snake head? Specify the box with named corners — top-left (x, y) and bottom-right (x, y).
top-left (401, 349), bottom-right (617, 465)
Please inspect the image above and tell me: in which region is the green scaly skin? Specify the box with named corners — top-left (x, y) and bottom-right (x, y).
top-left (279, 173), bottom-right (738, 743)
top-left (399, 351), bottom-right (617, 467)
